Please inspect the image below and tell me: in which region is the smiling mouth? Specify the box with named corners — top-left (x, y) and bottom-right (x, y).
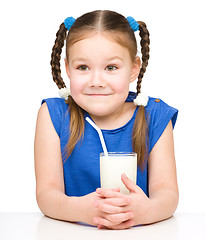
top-left (85, 94), bottom-right (112, 96)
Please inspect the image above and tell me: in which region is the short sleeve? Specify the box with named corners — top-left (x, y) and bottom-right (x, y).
top-left (147, 98), bottom-right (178, 153)
top-left (41, 98), bottom-right (67, 138)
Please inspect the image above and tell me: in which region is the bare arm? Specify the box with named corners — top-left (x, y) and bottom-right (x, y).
top-left (34, 102), bottom-right (101, 224)
top-left (146, 120), bottom-right (179, 223)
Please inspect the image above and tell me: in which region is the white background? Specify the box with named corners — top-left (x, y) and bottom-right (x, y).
top-left (0, 0), bottom-right (205, 213)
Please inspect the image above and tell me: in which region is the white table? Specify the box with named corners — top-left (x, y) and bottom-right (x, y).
top-left (0, 212), bottom-right (206, 240)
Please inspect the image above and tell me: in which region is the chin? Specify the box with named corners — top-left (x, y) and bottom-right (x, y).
top-left (85, 106), bottom-right (112, 117)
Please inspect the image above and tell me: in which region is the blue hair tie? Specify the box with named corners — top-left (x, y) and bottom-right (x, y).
top-left (64, 17), bottom-right (76, 31)
top-left (126, 16), bottom-right (139, 32)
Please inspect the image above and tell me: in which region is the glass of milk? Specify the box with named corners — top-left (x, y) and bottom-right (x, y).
top-left (100, 152), bottom-right (137, 194)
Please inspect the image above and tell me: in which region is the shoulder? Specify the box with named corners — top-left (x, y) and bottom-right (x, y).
top-left (146, 97), bottom-right (178, 129)
top-left (41, 97), bottom-right (69, 119)
top-left (126, 92), bottom-right (178, 129)
top-left (41, 97), bottom-right (68, 113)
top-left (145, 97), bottom-right (178, 153)
top-left (39, 97), bottom-right (69, 137)
top-left (147, 97), bottom-right (173, 111)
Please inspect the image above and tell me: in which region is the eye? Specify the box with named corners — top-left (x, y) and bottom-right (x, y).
top-left (105, 65), bottom-right (117, 71)
top-left (77, 65), bottom-right (89, 71)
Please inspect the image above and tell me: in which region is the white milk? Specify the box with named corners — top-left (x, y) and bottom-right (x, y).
top-left (100, 152), bottom-right (137, 194)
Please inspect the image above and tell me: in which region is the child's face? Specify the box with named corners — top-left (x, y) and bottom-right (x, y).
top-left (65, 32), bottom-right (140, 118)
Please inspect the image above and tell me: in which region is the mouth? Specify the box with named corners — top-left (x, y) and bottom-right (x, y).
top-left (85, 94), bottom-right (112, 97)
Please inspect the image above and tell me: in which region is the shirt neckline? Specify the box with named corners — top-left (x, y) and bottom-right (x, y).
top-left (85, 106), bottom-right (138, 133)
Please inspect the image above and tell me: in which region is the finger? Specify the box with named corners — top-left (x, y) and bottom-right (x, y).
top-left (121, 173), bottom-right (142, 194)
top-left (108, 219), bottom-right (134, 230)
top-left (106, 212), bottom-right (133, 224)
top-left (96, 188), bottom-right (122, 198)
top-left (96, 202), bottom-right (123, 214)
top-left (104, 196), bottom-right (131, 207)
top-left (95, 188), bottom-right (120, 199)
top-left (93, 197), bottom-right (130, 214)
top-left (97, 224), bottom-right (107, 229)
top-left (94, 216), bottom-right (112, 227)
top-left (94, 211), bottom-right (133, 226)
top-left (112, 187), bottom-right (120, 192)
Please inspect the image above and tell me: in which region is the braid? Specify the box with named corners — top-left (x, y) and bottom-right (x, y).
top-left (50, 23), bottom-right (67, 89)
top-left (131, 21), bottom-right (150, 169)
top-left (136, 21), bottom-right (150, 94)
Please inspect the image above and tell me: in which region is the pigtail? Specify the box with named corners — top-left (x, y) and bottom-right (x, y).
top-left (62, 97), bottom-right (85, 163)
top-left (132, 21), bottom-right (150, 170)
top-left (50, 23), bottom-right (85, 162)
top-left (50, 23), bottom-right (67, 89)
top-left (137, 21), bottom-right (150, 93)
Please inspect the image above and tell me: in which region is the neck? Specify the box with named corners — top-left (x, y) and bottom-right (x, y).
top-left (89, 102), bottom-right (136, 130)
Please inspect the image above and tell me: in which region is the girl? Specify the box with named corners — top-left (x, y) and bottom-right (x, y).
top-left (34, 10), bottom-right (179, 230)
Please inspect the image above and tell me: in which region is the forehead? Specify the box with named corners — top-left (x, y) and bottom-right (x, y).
top-left (68, 30), bottom-right (126, 46)
top-left (68, 31), bottom-right (130, 60)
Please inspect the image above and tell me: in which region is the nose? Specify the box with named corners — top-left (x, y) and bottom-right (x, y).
top-left (89, 70), bottom-right (105, 88)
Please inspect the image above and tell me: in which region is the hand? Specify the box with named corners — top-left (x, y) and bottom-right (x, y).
top-left (93, 173), bottom-right (151, 229)
top-left (121, 173), bottom-right (151, 226)
top-left (80, 191), bottom-right (103, 226)
top-left (93, 188), bottom-right (134, 229)
top-left (80, 188), bottom-right (122, 227)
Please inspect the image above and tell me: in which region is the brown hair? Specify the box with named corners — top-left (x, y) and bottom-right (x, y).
top-left (50, 10), bottom-right (150, 169)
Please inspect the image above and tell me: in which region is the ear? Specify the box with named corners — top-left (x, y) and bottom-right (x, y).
top-left (64, 58), bottom-right (70, 79)
top-left (130, 57), bottom-right (141, 83)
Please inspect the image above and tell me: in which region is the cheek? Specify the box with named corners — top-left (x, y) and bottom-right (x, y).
top-left (70, 79), bottom-right (81, 92)
top-left (69, 71), bottom-right (87, 96)
top-left (111, 73), bottom-right (131, 93)
top-left (70, 79), bottom-right (84, 106)
top-left (70, 79), bottom-right (82, 96)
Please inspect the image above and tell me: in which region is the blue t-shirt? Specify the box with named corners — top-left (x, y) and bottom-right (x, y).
top-left (41, 92), bottom-right (178, 197)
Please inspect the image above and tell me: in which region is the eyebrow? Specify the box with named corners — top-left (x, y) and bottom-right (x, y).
top-left (71, 56), bottom-right (124, 64)
top-left (105, 56), bottom-right (124, 62)
top-left (71, 57), bottom-right (89, 64)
